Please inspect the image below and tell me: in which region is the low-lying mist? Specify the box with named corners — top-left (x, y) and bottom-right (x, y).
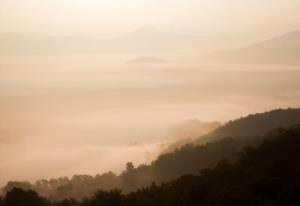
top-left (0, 53), bottom-right (300, 186)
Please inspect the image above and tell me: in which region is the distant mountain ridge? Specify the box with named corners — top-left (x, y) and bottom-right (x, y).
top-left (0, 28), bottom-right (250, 55)
top-left (209, 29), bottom-right (300, 65)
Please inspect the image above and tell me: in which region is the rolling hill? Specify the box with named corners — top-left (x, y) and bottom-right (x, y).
top-left (2, 126), bottom-right (300, 205)
top-left (195, 108), bottom-right (300, 145)
top-left (3, 108), bottom-right (300, 200)
top-left (209, 29), bottom-right (300, 65)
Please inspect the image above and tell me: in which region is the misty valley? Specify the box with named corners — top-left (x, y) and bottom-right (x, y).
top-left (1, 1), bottom-right (300, 205)
top-left (1, 109), bottom-right (300, 206)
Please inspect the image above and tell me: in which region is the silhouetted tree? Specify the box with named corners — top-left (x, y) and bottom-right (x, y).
top-left (126, 162), bottom-right (134, 172)
top-left (3, 108), bottom-right (300, 201)
top-left (2, 188), bottom-right (48, 206)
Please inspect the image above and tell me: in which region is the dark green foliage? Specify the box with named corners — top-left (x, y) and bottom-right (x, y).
top-left (2, 126), bottom-right (300, 206)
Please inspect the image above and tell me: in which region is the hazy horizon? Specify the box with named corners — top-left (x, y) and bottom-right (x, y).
top-left (0, 0), bottom-right (300, 187)
top-left (1, 0), bottom-right (300, 39)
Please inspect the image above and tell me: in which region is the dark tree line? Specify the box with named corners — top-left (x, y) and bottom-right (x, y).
top-left (2, 137), bottom-right (254, 200)
top-left (195, 108), bottom-right (300, 144)
top-left (2, 108), bottom-right (300, 200)
top-left (1, 126), bottom-right (300, 206)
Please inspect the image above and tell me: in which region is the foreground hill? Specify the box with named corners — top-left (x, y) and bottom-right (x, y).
top-left (119, 109), bottom-right (300, 191)
top-left (195, 108), bottom-right (300, 145)
top-left (209, 29), bottom-right (300, 65)
top-left (2, 108), bottom-right (300, 200)
top-left (2, 126), bottom-right (300, 206)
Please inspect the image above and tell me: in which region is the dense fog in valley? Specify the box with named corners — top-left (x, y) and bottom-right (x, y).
top-left (1, 51), bottom-right (299, 185)
top-left (0, 2), bottom-right (300, 205)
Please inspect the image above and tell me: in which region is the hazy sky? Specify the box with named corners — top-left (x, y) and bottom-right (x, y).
top-left (0, 0), bottom-right (300, 38)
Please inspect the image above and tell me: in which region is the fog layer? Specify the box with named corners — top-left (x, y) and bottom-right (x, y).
top-left (0, 52), bottom-right (299, 185)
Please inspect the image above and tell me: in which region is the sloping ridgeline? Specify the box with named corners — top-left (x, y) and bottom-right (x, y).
top-left (2, 108), bottom-right (300, 200)
top-left (119, 108), bottom-right (300, 191)
top-left (195, 108), bottom-right (300, 145)
top-left (209, 29), bottom-right (300, 65)
top-left (1, 126), bottom-right (300, 206)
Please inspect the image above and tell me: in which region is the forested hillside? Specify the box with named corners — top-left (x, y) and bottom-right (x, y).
top-left (195, 108), bottom-right (300, 144)
top-left (2, 108), bottom-right (300, 200)
top-left (1, 126), bottom-right (299, 206)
